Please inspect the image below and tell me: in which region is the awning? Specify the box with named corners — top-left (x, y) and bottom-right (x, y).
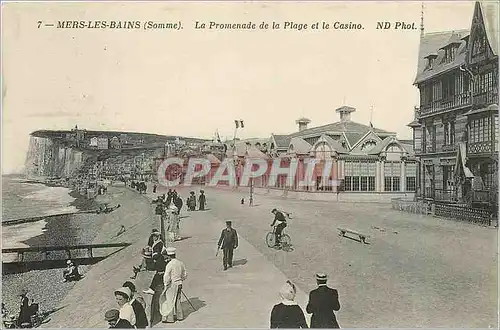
top-left (454, 142), bottom-right (474, 178)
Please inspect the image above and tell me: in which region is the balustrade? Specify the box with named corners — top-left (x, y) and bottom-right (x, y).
top-left (420, 91), bottom-right (471, 116)
top-left (468, 141), bottom-right (493, 154)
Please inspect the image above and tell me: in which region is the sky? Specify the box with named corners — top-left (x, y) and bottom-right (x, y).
top-left (2, 1), bottom-right (478, 174)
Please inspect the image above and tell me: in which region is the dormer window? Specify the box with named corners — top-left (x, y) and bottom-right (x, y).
top-left (424, 54), bottom-right (438, 70)
top-left (443, 45), bottom-right (458, 63)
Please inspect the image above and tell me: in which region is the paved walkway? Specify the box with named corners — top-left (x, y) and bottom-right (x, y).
top-left (44, 185), bottom-right (310, 328)
top-left (143, 187), bottom-right (310, 328)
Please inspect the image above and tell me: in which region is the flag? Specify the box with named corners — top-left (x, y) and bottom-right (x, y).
top-left (240, 120), bottom-right (244, 128)
top-left (369, 122), bottom-right (373, 128)
top-left (235, 120), bottom-right (239, 128)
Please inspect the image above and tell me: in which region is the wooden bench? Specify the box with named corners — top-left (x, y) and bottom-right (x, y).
top-left (337, 227), bottom-right (370, 244)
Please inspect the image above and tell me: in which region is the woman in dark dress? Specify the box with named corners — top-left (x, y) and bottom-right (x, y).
top-left (270, 281), bottom-right (308, 328)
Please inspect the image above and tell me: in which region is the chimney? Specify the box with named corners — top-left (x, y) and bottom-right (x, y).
top-left (295, 117), bottom-right (311, 132)
top-left (335, 106), bottom-right (356, 123)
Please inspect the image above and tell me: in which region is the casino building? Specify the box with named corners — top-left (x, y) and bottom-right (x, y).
top-left (225, 105), bottom-right (416, 201)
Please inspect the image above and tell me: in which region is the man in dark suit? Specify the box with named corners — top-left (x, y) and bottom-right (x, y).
top-left (306, 273), bottom-right (341, 328)
top-left (217, 220), bottom-right (238, 270)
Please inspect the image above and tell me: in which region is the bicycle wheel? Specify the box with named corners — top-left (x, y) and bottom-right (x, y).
top-left (280, 234), bottom-right (291, 247)
top-left (266, 232), bottom-right (276, 247)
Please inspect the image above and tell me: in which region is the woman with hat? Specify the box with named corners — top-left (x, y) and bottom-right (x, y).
top-left (114, 287), bottom-right (136, 327)
top-left (122, 282), bottom-right (148, 328)
top-left (270, 280), bottom-right (308, 328)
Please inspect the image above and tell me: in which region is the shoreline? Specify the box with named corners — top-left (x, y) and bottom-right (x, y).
top-left (1, 183), bottom-right (106, 320)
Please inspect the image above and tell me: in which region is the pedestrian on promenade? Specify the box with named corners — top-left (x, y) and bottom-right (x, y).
top-left (114, 287), bottom-right (136, 327)
top-left (270, 280), bottom-right (308, 328)
top-left (153, 184), bottom-right (157, 193)
top-left (198, 190), bottom-right (206, 211)
top-left (167, 204), bottom-right (181, 241)
top-left (188, 191), bottom-right (197, 211)
top-left (217, 220), bottom-right (238, 271)
top-left (166, 190), bottom-right (173, 207)
top-left (147, 250), bottom-right (169, 325)
top-left (159, 247), bottom-right (188, 323)
top-left (104, 309), bottom-right (133, 329)
top-left (122, 281), bottom-right (148, 329)
top-left (130, 246), bottom-right (153, 279)
top-left (174, 194), bottom-right (183, 214)
top-left (306, 273), bottom-right (341, 328)
top-left (151, 231), bottom-right (164, 259)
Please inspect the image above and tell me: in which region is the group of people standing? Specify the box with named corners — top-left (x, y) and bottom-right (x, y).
top-left (270, 273), bottom-right (341, 328)
top-left (130, 181), bottom-right (147, 194)
top-left (108, 228), bottom-right (188, 328)
top-left (186, 190), bottom-right (206, 211)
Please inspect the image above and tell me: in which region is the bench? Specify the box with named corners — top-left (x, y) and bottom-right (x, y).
top-left (337, 227), bottom-right (370, 244)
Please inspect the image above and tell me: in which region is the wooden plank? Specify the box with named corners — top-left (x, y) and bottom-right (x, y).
top-left (2, 242), bottom-right (131, 254)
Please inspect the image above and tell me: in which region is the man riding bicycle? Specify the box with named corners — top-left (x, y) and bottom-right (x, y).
top-left (270, 208), bottom-right (287, 247)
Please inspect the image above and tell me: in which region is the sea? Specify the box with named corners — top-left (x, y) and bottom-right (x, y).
top-left (2, 175), bottom-right (78, 248)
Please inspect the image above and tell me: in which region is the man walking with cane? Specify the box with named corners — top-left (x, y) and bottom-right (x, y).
top-left (217, 221), bottom-right (238, 271)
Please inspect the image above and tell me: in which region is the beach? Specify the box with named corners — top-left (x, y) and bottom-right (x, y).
top-left (1, 176), bottom-right (103, 318)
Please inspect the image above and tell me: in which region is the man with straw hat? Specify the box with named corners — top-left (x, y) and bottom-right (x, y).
top-left (159, 247), bottom-right (188, 323)
top-left (104, 309), bottom-right (133, 328)
top-left (306, 273), bottom-right (341, 328)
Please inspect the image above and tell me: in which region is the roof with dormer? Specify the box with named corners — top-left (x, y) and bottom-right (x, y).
top-left (288, 137), bottom-right (312, 155)
top-left (414, 29), bottom-right (470, 84)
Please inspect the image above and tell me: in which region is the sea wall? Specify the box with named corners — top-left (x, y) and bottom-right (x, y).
top-left (24, 136), bottom-right (85, 178)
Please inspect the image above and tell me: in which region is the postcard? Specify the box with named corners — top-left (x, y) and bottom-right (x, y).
top-left (1, 1), bottom-right (498, 328)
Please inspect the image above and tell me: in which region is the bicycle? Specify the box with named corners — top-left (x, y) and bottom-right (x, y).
top-left (266, 225), bottom-right (291, 249)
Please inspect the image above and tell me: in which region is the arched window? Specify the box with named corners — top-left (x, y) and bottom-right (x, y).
top-left (315, 142), bottom-right (332, 159)
top-left (288, 144), bottom-right (295, 152)
top-left (361, 140), bottom-right (377, 152)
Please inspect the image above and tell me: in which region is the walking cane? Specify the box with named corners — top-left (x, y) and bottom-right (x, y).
top-left (181, 289), bottom-right (197, 312)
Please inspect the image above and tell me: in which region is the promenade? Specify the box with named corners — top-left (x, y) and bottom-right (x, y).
top-left (43, 185), bottom-right (309, 328)
top-left (43, 183), bottom-right (498, 328)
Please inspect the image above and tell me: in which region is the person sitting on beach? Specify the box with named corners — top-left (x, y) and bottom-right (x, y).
top-left (122, 282), bottom-right (148, 329)
top-left (17, 289), bottom-right (31, 327)
top-left (104, 309), bottom-right (133, 329)
top-left (63, 260), bottom-right (82, 282)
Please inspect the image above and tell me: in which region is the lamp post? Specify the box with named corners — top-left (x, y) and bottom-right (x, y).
top-left (249, 177), bottom-right (254, 206)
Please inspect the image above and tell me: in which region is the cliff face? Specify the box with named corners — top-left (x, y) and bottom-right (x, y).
top-left (24, 136), bottom-right (85, 178)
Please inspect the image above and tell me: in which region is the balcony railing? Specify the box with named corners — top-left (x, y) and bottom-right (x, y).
top-left (473, 90), bottom-right (498, 107)
top-left (468, 141), bottom-right (493, 154)
top-left (420, 91), bottom-right (471, 116)
top-left (442, 144), bottom-right (457, 152)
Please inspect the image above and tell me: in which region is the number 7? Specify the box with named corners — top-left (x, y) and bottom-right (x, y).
top-left (37, 21), bottom-right (42, 28)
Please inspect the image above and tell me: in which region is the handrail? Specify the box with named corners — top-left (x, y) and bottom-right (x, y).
top-left (2, 242), bottom-right (131, 254)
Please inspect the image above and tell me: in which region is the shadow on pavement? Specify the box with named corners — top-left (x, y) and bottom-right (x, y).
top-left (340, 235), bottom-right (370, 245)
top-left (233, 258), bottom-right (247, 266)
top-left (180, 297), bottom-right (207, 320)
top-left (177, 236), bottom-right (192, 242)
